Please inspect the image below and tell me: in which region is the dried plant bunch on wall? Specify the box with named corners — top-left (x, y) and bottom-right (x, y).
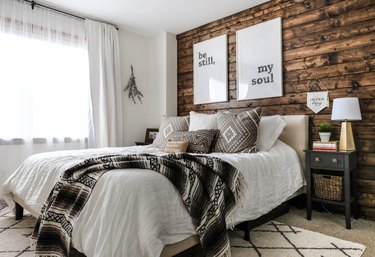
top-left (124, 65), bottom-right (143, 104)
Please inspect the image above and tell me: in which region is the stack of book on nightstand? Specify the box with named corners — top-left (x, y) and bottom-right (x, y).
top-left (312, 141), bottom-right (339, 151)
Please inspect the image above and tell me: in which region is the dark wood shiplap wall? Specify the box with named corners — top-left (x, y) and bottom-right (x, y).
top-left (177, 0), bottom-right (375, 219)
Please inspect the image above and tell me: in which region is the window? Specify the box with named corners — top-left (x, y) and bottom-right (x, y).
top-left (0, 31), bottom-right (90, 143)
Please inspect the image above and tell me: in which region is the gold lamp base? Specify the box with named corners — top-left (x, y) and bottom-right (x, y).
top-left (339, 121), bottom-right (356, 151)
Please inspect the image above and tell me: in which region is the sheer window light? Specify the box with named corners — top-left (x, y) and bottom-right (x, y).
top-left (0, 31), bottom-right (90, 142)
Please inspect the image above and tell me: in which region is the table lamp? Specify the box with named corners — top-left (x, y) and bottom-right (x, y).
top-left (331, 97), bottom-right (362, 151)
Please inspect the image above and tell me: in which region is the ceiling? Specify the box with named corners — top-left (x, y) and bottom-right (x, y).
top-left (38, 0), bottom-right (269, 36)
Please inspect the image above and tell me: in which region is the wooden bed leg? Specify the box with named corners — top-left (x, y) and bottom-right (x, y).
top-left (237, 221), bottom-right (251, 241)
top-left (237, 202), bottom-right (289, 242)
top-left (244, 229), bottom-right (250, 241)
top-left (244, 221), bottom-right (250, 242)
top-left (15, 202), bottom-right (24, 220)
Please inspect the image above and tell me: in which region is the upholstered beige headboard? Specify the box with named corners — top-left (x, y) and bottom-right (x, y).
top-left (279, 115), bottom-right (309, 171)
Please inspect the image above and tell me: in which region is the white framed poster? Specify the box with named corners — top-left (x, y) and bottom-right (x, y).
top-left (236, 17), bottom-right (283, 100)
top-left (193, 34), bottom-right (227, 104)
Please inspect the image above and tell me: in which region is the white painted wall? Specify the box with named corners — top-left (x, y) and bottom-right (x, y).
top-left (119, 29), bottom-right (177, 146)
top-left (165, 32), bottom-right (177, 117)
top-left (119, 29), bottom-right (160, 146)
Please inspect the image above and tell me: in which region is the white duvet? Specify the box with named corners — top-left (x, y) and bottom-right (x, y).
top-left (1, 140), bottom-right (304, 257)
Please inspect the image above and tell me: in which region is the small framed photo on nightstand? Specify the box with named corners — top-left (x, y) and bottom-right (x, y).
top-left (145, 128), bottom-right (159, 143)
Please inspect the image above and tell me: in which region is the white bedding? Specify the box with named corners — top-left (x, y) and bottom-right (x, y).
top-left (1, 140), bottom-right (304, 257)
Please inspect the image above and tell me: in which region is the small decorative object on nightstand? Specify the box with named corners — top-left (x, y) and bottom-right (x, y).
top-left (318, 122), bottom-right (333, 142)
top-left (145, 128), bottom-right (159, 143)
top-left (135, 128), bottom-right (159, 146)
top-left (304, 149), bottom-right (359, 229)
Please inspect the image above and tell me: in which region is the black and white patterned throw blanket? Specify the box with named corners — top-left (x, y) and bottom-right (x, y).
top-left (32, 153), bottom-right (245, 257)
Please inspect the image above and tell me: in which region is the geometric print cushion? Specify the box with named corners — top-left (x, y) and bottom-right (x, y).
top-left (213, 107), bottom-right (261, 153)
top-left (168, 129), bottom-right (218, 153)
top-left (152, 116), bottom-right (190, 149)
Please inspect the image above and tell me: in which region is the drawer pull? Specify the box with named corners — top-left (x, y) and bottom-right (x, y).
top-left (332, 158), bottom-right (338, 164)
top-left (315, 157), bottom-right (321, 162)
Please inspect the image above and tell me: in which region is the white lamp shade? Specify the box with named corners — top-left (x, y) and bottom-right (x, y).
top-left (331, 97), bottom-right (362, 121)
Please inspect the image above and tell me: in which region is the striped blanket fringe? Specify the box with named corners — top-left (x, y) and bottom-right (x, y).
top-left (31, 153), bottom-right (245, 257)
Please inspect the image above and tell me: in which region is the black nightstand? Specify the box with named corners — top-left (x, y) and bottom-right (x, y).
top-left (304, 150), bottom-right (359, 229)
top-left (135, 142), bottom-right (152, 146)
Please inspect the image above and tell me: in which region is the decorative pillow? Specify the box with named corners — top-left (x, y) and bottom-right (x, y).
top-left (152, 116), bottom-right (190, 149)
top-left (168, 129), bottom-right (218, 153)
top-left (164, 141), bottom-right (189, 153)
top-left (213, 107), bottom-right (261, 153)
top-left (189, 111), bottom-right (218, 131)
top-left (257, 115), bottom-right (287, 151)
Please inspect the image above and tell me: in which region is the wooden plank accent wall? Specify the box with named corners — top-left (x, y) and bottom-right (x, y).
top-left (177, 0), bottom-right (375, 220)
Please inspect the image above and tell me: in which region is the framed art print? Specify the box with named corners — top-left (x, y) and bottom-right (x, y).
top-left (236, 17), bottom-right (283, 100)
top-left (193, 34), bottom-right (228, 104)
top-left (145, 128), bottom-right (159, 143)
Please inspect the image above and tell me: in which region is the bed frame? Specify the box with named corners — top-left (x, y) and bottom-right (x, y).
top-left (165, 115), bottom-right (309, 257)
top-left (14, 115), bottom-right (309, 257)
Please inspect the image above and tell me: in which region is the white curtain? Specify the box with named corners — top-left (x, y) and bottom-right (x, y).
top-left (0, 0), bottom-right (86, 47)
top-left (85, 19), bottom-right (124, 148)
top-left (0, 0), bottom-right (90, 190)
top-left (0, 0), bottom-right (89, 142)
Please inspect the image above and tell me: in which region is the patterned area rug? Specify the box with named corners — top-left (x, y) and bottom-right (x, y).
top-left (229, 221), bottom-right (366, 257)
top-left (0, 201), bottom-right (365, 257)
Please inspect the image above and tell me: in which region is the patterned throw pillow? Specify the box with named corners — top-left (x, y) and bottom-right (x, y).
top-left (213, 107), bottom-right (261, 153)
top-left (152, 116), bottom-right (190, 149)
top-left (168, 129), bottom-right (218, 153)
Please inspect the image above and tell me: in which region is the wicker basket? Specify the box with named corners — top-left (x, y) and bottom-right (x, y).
top-left (313, 174), bottom-right (343, 201)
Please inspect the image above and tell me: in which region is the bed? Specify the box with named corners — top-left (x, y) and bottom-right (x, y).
top-left (1, 114), bottom-right (308, 257)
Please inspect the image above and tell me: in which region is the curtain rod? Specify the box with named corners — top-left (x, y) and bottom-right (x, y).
top-left (20, 0), bottom-right (119, 30)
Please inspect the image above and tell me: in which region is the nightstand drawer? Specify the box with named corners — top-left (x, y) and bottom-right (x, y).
top-left (309, 152), bottom-right (344, 169)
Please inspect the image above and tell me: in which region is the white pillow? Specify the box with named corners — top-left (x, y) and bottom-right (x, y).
top-left (257, 115), bottom-right (287, 151)
top-left (189, 111), bottom-right (218, 131)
